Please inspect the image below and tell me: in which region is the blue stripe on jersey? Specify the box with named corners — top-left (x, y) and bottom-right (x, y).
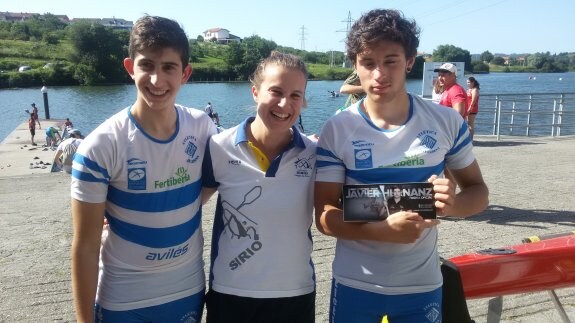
top-left (317, 147), bottom-right (342, 162)
top-left (346, 162), bottom-right (445, 183)
top-left (107, 178), bottom-right (202, 212)
top-left (317, 160), bottom-right (345, 168)
top-left (266, 137), bottom-right (297, 177)
top-left (105, 208), bottom-right (202, 248)
top-left (73, 153), bottom-right (111, 180)
top-left (208, 195), bottom-right (226, 289)
top-left (448, 123), bottom-right (471, 156)
top-left (71, 169), bottom-right (109, 184)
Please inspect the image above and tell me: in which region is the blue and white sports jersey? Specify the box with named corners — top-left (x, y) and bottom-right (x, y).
top-left (203, 117), bottom-right (316, 298)
top-left (316, 94), bottom-right (474, 295)
top-left (71, 105), bottom-right (216, 311)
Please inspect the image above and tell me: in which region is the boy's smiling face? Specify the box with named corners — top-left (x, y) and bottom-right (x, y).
top-left (124, 47), bottom-right (192, 113)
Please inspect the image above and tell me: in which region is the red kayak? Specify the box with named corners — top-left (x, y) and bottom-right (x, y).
top-left (449, 234), bottom-right (575, 299)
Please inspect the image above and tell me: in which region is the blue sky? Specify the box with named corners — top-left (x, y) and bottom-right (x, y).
top-left (4, 0), bottom-right (574, 55)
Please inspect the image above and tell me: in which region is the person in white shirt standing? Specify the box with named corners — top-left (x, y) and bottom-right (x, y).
top-left (70, 15), bottom-right (216, 322)
top-left (314, 9), bottom-right (489, 323)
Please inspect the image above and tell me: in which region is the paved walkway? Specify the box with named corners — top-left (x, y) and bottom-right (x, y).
top-left (0, 135), bottom-right (574, 322)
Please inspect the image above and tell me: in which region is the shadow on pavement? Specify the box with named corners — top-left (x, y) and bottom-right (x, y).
top-left (443, 205), bottom-right (575, 229)
top-left (472, 140), bottom-right (543, 148)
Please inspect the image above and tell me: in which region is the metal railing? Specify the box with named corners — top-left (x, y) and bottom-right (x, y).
top-left (474, 92), bottom-right (575, 140)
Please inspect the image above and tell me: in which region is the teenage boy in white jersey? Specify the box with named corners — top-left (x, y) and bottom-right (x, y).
top-left (70, 16), bottom-right (216, 322)
top-left (314, 9), bottom-right (489, 323)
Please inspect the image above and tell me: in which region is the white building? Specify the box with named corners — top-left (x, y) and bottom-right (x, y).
top-left (202, 28), bottom-right (242, 44)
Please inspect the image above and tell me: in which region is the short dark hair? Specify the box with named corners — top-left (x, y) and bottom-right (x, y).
top-left (346, 9), bottom-right (420, 64)
top-left (128, 16), bottom-right (190, 69)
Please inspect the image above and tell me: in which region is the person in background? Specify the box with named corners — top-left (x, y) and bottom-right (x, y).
top-left (28, 115), bottom-right (37, 146)
top-left (466, 76), bottom-right (481, 140)
top-left (435, 62), bottom-right (468, 118)
top-left (314, 9), bottom-right (489, 322)
top-left (31, 103), bottom-right (41, 129)
top-left (53, 129), bottom-right (83, 174)
top-left (202, 51), bottom-right (316, 323)
top-left (205, 101), bottom-right (214, 119)
top-left (431, 78), bottom-right (443, 103)
top-left (45, 126), bottom-right (61, 148)
top-left (70, 15), bottom-right (216, 322)
top-left (339, 70), bottom-right (365, 111)
top-left (64, 118), bottom-right (74, 130)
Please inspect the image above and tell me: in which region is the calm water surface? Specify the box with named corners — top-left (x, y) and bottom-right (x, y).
top-left (1, 72), bottom-right (574, 142)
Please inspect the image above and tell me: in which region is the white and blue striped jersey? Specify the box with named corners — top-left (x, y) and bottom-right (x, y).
top-left (203, 117), bottom-right (316, 298)
top-left (316, 94), bottom-right (474, 295)
top-left (71, 105), bottom-right (216, 311)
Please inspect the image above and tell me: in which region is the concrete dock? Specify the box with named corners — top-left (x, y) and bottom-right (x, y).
top-left (0, 134), bottom-right (574, 322)
top-left (0, 119), bottom-right (66, 177)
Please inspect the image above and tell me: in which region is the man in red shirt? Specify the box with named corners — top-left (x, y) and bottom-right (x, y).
top-left (434, 63), bottom-right (467, 118)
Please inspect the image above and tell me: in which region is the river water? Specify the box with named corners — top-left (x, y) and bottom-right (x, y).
top-left (1, 72), bottom-right (574, 142)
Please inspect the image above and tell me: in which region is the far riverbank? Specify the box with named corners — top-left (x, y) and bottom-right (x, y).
top-left (1, 72), bottom-right (574, 142)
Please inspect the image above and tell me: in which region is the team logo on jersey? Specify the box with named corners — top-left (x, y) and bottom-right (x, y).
top-left (145, 243), bottom-right (189, 261)
top-left (352, 140), bottom-right (375, 148)
top-left (392, 155), bottom-right (425, 167)
top-left (352, 140), bottom-right (374, 169)
top-left (220, 186), bottom-right (263, 271)
top-left (424, 302), bottom-right (441, 322)
top-left (180, 311), bottom-right (199, 323)
top-left (294, 154), bottom-right (314, 177)
top-left (154, 167), bottom-right (191, 189)
top-left (127, 158), bottom-right (147, 190)
top-left (354, 148), bottom-right (373, 169)
top-left (182, 135), bottom-right (200, 164)
top-left (417, 130), bottom-right (439, 153)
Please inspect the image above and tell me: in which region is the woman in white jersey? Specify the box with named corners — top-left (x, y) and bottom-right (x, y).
top-left (314, 9), bottom-right (489, 323)
top-left (202, 51), bottom-right (316, 322)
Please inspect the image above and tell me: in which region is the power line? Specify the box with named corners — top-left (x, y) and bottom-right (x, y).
top-left (337, 11), bottom-right (353, 41)
top-left (299, 25), bottom-right (307, 51)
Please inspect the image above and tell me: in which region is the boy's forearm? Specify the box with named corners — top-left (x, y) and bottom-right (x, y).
top-left (72, 249), bottom-right (99, 322)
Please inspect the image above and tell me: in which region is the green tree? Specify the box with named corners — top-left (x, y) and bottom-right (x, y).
top-left (67, 22), bottom-right (128, 84)
top-left (491, 56), bottom-right (505, 65)
top-left (10, 23), bottom-right (30, 41)
top-left (407, 55), bottom-right (425, 79)
top-left (471, 61), bottom-right (490, 73)
top-left (432, 44), bottom-right (471, 72)
top-left (231, 35), bottom-right (277, 80)
top-left (480, 51), bottom-right (494, 63)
